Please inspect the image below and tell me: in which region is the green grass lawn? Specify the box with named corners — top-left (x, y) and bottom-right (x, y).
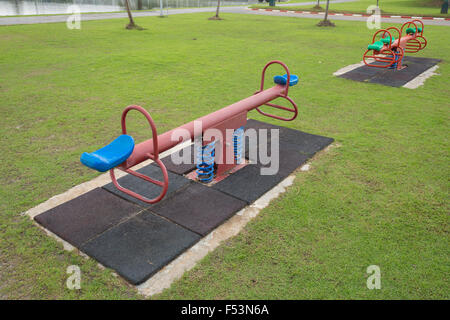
top-left (0, 12), bottom-right (448, 299)
top-left (251, 0), bottom-right (450, 17)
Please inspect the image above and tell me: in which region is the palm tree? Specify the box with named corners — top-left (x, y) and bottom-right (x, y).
top-left (317, 0), bottom-right (335, 26)
top-left (209, 0), bottom-right (223, 20)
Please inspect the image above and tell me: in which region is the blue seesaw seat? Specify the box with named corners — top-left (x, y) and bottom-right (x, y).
top-left (80, 135), bottom-right (135, 172)
top-left (273, 74), bottom-right (299, 87)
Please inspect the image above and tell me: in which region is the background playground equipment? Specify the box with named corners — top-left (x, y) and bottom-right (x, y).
top-left (363, 19), bottom-right (427, 70)
top-left (80, 60), bottom-right (299, 204)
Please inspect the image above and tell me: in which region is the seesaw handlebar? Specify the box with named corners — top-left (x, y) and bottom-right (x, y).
top-left (123, 60), bottom-right (299, 169)
top-left (121, 105), bottom-right (160, 160)
top-left (112, 105), bottom-right (169, 204)
top-left (258, 60), bottom-right (292, 97)
top-left (255, 60), bottom-right (298, 121)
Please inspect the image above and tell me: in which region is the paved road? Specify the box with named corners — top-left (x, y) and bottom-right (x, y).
top-left (0, 3), bottom-right (448, 26)
top-left (241, 8), bottom-right (450, 26)
top-left (0, 1), bottom-right (355, 26)
top-left (0, 7), bottom-right (220, 26)
top-left (277, 0), bottom-right (356, 6)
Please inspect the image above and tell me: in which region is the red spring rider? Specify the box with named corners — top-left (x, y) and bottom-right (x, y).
top-left (363, 19), bottom-right (427, 70)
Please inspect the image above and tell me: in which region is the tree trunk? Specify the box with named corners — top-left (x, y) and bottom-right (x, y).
top-left (14, 0), bottom-right (21, 15)
top-left (209, 0), bottom-right (222, 20)
top-left (138, 0), bottom-right (143, 10)
top-left (215, 0), bottom-right (221, 18)
top-left (125, 0), bottom-right (143, 29)
top-left (125, 0), bottom-right (135, 25)
top-left (34, 0), bottom-right (39, 15)
top-left (324, 0), bottom-right (330, 21)
top-left (317, 0), bottom-right (334, 26)
top-left (442, 0), bottom-right (448, 14)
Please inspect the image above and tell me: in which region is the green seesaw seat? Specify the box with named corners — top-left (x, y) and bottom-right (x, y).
top-left (367, 36), bottom-right (396, 51)
top-left (406, 27), bottom-right (422, 35)
top-left (367, 27), bottom-right (422, 51)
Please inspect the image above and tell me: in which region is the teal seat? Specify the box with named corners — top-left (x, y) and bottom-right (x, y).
top-left (406, 27), bottom-right (422, 34)
top-left (80, 135), bottom-right (135, 172)
top-left (380, 36), bottom-right (395, 45)
top-left (368, 41), bottom-right (384, 51)
top-left (273, 74), bottom-right (299, 86)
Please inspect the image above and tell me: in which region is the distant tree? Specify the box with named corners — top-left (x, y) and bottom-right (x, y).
top-left (138, 0), bottom-right (143, 10)
top-left (324, 0), bottom-right (330, 21)
top-left (442, 0), bottom-right (448, 14)
top-left (317, 0), bottom-right (335, 26)
top-left (314, 0), bottom-right (321, 9)
top-left (14, 0), bottom-right (21, 15)
top-left (209, 0), bottom-right (223, 20)
top-left (124, 0), bottom-right (143, 29)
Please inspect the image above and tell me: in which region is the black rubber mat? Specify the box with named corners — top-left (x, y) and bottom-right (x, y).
top-left (214, 119), bottom-right (334, 202)
top-left (338, 56), bottom-right (441, 87)
top-left (160, 144), bottom-right (196, 175)
top-left (212, 165), bottom-right (284, 204)
top-left (268, 140), bottom-right (311, 178)
top-left (245, 119), bottom-right (334, 158)
top-left (34, 119), bottom-right (333, 286)
top-left (34, 188), bottom-right (141, 247)
top-left (81, 213), bottom-right (201, 285)
top-left (148, 182), bottom-right (247, 236)
top-left (102, 163), bottom-right (191, 208)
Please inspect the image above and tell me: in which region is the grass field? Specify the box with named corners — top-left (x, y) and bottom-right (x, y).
top-left (0, 12), bottom-right (448, 299)
top-left (252, 0), bottom-right (450, 17)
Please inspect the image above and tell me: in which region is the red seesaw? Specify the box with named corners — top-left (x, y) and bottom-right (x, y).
top-left (80, 60), bottom-right (299, 204)
top-left (363, 19), bottom-right (427, 70)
